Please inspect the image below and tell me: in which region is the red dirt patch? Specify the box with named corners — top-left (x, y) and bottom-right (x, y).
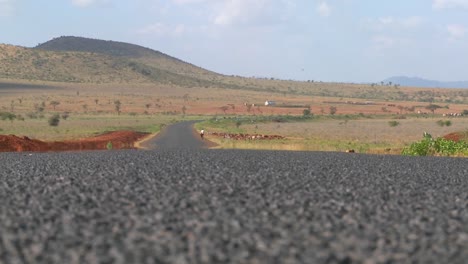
top-left (443, 132), bottom-right (466, 142)
top-left (0, 131), bottom-right (150, 152)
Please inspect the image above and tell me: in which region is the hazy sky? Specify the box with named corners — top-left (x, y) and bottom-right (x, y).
top-left (1, 0), bottom-right (468, 82)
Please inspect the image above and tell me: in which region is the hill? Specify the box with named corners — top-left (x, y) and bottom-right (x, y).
top-left (0, 44), bottom-right (150, 83)
top-left (2, 36), bottom-right (312, 93)
top-left (35, 36), bottom-right (175, 58)
top-left (384, 76), bottom-right (468, 89)
top-left (0, 37), bottom-right (225, 87)
top-left (35, 36), bottom-right (217, 80)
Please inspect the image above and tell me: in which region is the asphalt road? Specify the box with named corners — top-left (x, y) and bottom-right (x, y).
top-left (1, 122), bottom-right (467, 263)
top-left (140, 121), bottom-right (211, 150)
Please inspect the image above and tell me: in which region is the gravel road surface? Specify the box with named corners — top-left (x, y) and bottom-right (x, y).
top-left (1, 122), bottom-right (467, 263)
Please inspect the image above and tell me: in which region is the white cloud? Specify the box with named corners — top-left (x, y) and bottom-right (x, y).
top-left (401, 16), bottom-right (424, 28)
top-left (72, 0), bottom-right (95, 8)
top-left (366, 16), bottom-right (423, 52)
top-left (0, 0), bottom-right (14, 17)
top-left (365, 16), bottom-right (424, 32)
top-left (138, 23), bottom-right (188, 37)
top-left (172, 0), bottom-right (207, 4)
top-left (71, 0), bottom-right (110, 8)
top-left (168, 0), bottom-right (295, 27)
top-left (213, 0), bottom-right (268, 26)
top-left (174, 24), bottom-right (186, 36)
top-left (316, 2), bottom-right (331, 17)
top-left (433, 0), bottom-right (468, 9)
top-left (447, 24), bottom-right (466, 39)
top-left (372, 35), bottom-right (396, 50)
top-left (370, 35), bottom-right (413, 54)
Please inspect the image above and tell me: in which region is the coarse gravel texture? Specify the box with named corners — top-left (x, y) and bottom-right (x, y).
top-left (1, 121), bottom-right (467, 263)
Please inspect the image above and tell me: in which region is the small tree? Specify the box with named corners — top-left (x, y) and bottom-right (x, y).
top-left (114, 100), bottom-right (122, 115)
top-left (50, 101), bottom-right (60, 110)
top-left (425, 104), bottom-right (442, 114)
top-left (329, 106), bottom-right (337, 115)
top-left (181, 105), bottom-right (187, 116)
top-left (397, 105), bottom-right (404, 114)
top-left (48, 114), bottom-right (60, 126)
top-left (220, 105), bottom-right (229, 114)
top-left (34, 103), bottom-right (45, 113)
top-left (303, 108), bottom-right (311, 117)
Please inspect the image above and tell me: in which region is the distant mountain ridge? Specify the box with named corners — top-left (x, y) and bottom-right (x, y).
top-left (384, 76), bottom-right (468, 89)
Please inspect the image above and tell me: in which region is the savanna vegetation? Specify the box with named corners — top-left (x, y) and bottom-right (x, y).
top-left (1, 36), bottom-right (467, 156)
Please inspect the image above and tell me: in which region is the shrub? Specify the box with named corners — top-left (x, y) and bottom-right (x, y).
top-left (388, 121), bottom-right (400, 127)
top-left (0, 112), bottom-right (16, 122)
top-left (48, 114), bottom-right (60, 126)
top-left (61, 112), bottom-right (70, 120)
top-left (402, 133), bottom-right (468, 156)
top-left (436, 120), bottom-right (452, 127)
top-left (26, 112), bottom-right (38, 119)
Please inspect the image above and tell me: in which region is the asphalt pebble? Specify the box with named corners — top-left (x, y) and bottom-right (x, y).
top-left (0, 149), bottom-right (467, 263)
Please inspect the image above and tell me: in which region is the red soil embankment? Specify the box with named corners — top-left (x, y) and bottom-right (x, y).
top-left (0, 131), bottom-right (150, 152)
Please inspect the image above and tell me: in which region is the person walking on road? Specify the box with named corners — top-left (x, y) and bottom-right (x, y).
top-left (200, 129), bottom-right (205, 140)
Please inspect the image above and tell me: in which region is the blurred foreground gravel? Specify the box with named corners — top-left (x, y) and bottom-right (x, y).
top-left (1, 149), bottom-right (467, 263)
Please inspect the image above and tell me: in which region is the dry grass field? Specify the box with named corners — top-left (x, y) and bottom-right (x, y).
top-left (1, 79), bottom-right (467, 154)
top-left (221, 118), bottom-right (468, 154)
